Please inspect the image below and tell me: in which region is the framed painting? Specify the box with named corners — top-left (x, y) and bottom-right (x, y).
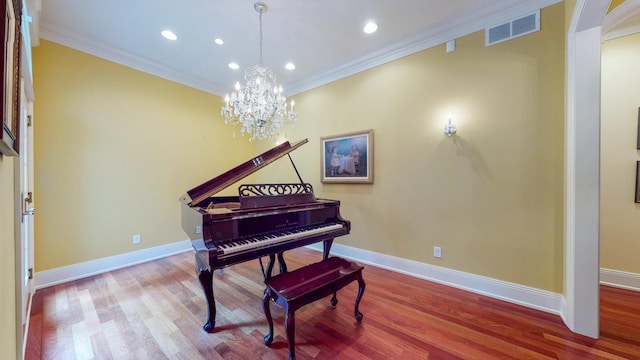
top-left (320, 129), bottom-right (373, 184)
top-left (0, 0), bottom-right (20, 156)
top-left (636, 161), bottom-right (640, 203)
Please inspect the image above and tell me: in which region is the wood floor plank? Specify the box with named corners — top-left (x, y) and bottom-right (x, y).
top-left (26, 248), bottom-right (640, 359)
top-left (101, 319), bottom-right (132, 359)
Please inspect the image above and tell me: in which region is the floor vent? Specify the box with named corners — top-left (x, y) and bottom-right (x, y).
top-left (485, 10), bottom-right (540, 46)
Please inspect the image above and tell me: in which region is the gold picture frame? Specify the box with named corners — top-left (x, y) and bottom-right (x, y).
top-left (320, 129), bottom-right (373, 184)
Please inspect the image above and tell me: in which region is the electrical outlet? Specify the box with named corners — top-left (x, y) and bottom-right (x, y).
top-left (433, 246), bottom-right (442, 258)
top-left (195, 226), bottom-right (202, 234)
top-left (133, 234), bottom-right (141, 244)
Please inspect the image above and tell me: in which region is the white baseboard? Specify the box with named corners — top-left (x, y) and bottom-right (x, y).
top-left (600, 268), bottom-right (640, 292)
top-left (307, 243), bottom-right (564, 316)
top-left (34, 240), bottom-right (193, 289)
top-left (40, 239), bottom-right (620, 318)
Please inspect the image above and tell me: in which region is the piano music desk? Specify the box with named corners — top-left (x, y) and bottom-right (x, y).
top-left (262, 257), bottom-right (365, 360)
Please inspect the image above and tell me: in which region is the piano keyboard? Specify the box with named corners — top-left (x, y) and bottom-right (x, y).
top-left (219, 223), bottom-right (344, 255)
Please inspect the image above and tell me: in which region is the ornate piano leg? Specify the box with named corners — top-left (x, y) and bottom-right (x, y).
top-left (277, 252), bottom-right (288, 273)
top-left (195, 254), bottom-right (216, 333)
top-left (354, 276), bottom-right (366, 321)
top-left (322, 239), bottom-right (334, 259)
top-left (262, 288), bottom-right (274, 346)
top-left (264, 254), bottom-right (276, 279)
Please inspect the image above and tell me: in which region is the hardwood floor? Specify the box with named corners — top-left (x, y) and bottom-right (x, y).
top-left (26, 248), bottom-right (640, 359)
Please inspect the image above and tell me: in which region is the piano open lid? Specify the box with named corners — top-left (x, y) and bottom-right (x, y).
top-left (180, 139), bottom-right (309, 207)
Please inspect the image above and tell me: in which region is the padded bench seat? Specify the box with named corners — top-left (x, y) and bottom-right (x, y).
top-left (262, 257), bottom-right (365, 360)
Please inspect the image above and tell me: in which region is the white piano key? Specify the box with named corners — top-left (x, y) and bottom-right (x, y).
top-left (220, 223), bottom-right (344, 255)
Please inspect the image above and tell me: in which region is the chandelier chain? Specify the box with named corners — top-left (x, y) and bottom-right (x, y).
top-left (259, 8), bottom-right (263, 65)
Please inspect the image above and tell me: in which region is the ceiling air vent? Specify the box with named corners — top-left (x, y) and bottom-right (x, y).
top-left (485, 10), bottom-right (540, 46)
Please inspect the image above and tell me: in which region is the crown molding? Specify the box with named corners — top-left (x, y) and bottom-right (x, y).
top-left (602, 0), bottom-right (640, 41)
top-left (40, 0), bottom-right (561, 97)
top-left (287, 0), bottom-right (562, 95)
top-left (603, 0), bottom-right (640, 32)
top-left (40, 24), bottom-right (228, 95)
top-left (602, 23), bottom-right (640, 41)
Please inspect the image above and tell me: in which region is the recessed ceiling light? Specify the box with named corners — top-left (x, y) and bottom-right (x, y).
top-left (228, 62), bottom-right (240, 70)
top-left (363, 22), bottom-right (378, 34)
top-left (285, 62), bottom-right (295, 70)
top-left (214, 38), bottom-right (224, 45)
top-left (161, 30), bottom-right (177, 40)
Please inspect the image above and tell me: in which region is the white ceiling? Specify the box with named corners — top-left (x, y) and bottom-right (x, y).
top-left (33, 0), bottom-right (564, 97)
top-left (602, 0), bottom-right (640, 41)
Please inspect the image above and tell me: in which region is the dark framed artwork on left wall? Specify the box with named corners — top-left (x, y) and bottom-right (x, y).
top-left (0, 0), bottom-right (21, 156)
top-left (635, 161), bottom-right (640, 204)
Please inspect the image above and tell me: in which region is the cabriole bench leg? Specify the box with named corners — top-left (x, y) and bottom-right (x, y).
top-left (355, 276), bottom-right (366, 321)
top-left (262, 290), bottom-right (274, 346)
top-left (285, 306), bottom-right (296, 360)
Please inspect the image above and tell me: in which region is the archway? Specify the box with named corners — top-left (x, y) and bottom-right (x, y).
top-left (564, 0), bottom-right (610, 338)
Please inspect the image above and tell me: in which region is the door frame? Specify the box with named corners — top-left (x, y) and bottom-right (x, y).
top-left (16, 5), bottom-right (36, 354)
top-left (564, 0), bottom-right (610, 338)
top-left (16, 76), bottom-right (34, 357)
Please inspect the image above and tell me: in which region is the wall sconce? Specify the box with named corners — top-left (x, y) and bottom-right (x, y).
top-left (444, 115), bottom-right (457, 137)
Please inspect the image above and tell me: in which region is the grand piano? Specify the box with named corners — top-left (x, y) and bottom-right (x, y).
top-left (180, 139), bottom-right (350, 332)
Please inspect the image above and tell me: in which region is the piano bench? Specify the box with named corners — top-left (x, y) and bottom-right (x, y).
top-left (262, 257), bottom-right (365, 360)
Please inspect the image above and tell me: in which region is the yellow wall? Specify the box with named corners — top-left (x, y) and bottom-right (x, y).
top-left (32, 41), bottom-right (254, 271)
top-left (260, 4), bottom-right (566, 292)
top-left (601, 32), bottom-right (640, 274)
top-left (0, 156), bottom-right (17, 359)
top-left (33, 4), bottom-right (567, 294)
top-left (609, 0), bottom-right (626, 13)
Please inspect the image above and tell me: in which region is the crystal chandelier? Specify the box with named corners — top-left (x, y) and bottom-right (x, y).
top-left (221, 2), bottom-right (297, 142)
